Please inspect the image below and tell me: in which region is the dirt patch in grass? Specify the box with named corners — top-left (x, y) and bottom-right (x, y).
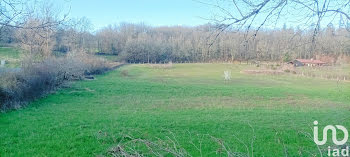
top-left (242, 70), bottom-right (284, 75)
top-left (147, 63), bottom-right (173, 69)
top-left (69, 87), bottom-right (95, 94)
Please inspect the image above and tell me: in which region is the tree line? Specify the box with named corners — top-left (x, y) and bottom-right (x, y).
top-left (1, 21), bottom-right (350, 63)
top-left (1, 0), bottom-right (350, 63)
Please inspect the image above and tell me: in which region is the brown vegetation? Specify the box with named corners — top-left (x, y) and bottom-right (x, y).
top-left (242, 70), bottom-right (284, 75)
top-left (94, 23), bottom-right (350, 63)
top-left (0, 53), bottom-right (110, 110)
top-left (148, 62), bottom-right (174, 69)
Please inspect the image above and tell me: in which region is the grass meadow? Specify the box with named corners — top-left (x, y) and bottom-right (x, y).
top-left (0, 47), bottom-right (21, 68)
top-left (0, 63), bottom-right (350, 156)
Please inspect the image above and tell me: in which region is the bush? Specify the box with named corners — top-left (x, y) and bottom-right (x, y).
top-left (284, 69), bottom-right (290, 73)
top-left (0, 52), bottom-right (110, 110)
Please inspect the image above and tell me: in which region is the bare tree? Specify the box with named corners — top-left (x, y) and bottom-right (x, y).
top-left (200, 0), bottom-right (349, 34)
top-left (0, 0), bottom-right (68, 30)
top-left (14, 1), bottom-right (67, 58)
top-left (197, 0), bottom-right (350, 56)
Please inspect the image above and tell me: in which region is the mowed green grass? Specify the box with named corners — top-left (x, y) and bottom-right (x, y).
top-left (1, 63), bottom-right (350, 156)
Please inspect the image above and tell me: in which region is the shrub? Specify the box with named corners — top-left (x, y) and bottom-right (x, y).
top-left (120, 70), bottom-right (129, 77)
top-left (69, 52), bottom-right (110, 75)
top-left (0, 52), bottom-right (111, 110)
top-left (284, 69), bottom-right (290, 73)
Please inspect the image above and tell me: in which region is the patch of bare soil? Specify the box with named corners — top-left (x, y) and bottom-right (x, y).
top-left (69, 87), bottom-right (95, 94)
top-left (148, 63), bottom-right (173, 69)
top-left (242, 70), bottom-right (284, 75)
top-left (107, 62), bottom-right (124, 69)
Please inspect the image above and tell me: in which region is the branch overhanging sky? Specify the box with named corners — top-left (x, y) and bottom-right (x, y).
top-left (53, 0), bottom-right (348, 31)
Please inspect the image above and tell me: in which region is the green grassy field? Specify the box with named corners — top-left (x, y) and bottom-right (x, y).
top-left (0, 47), bottom-right (21, 67)
top-left (1, 63), bottom-right (350, 156)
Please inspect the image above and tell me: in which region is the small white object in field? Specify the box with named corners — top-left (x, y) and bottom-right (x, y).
top-left (224, 71), bottom-right (231, 81)
top-left (168, 61), bottom-right (173, 67)
top-left (0, 60), bottom-right (5, 66)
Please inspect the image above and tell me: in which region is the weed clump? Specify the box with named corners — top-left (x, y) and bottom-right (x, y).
top-left (120, 70), bottom-right (129, 77)
top-left (284, 69), bottom-right (291, 73)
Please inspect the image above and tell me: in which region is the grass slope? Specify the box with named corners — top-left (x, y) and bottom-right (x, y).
top-left (0, 64), bottom-right (349, 156)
